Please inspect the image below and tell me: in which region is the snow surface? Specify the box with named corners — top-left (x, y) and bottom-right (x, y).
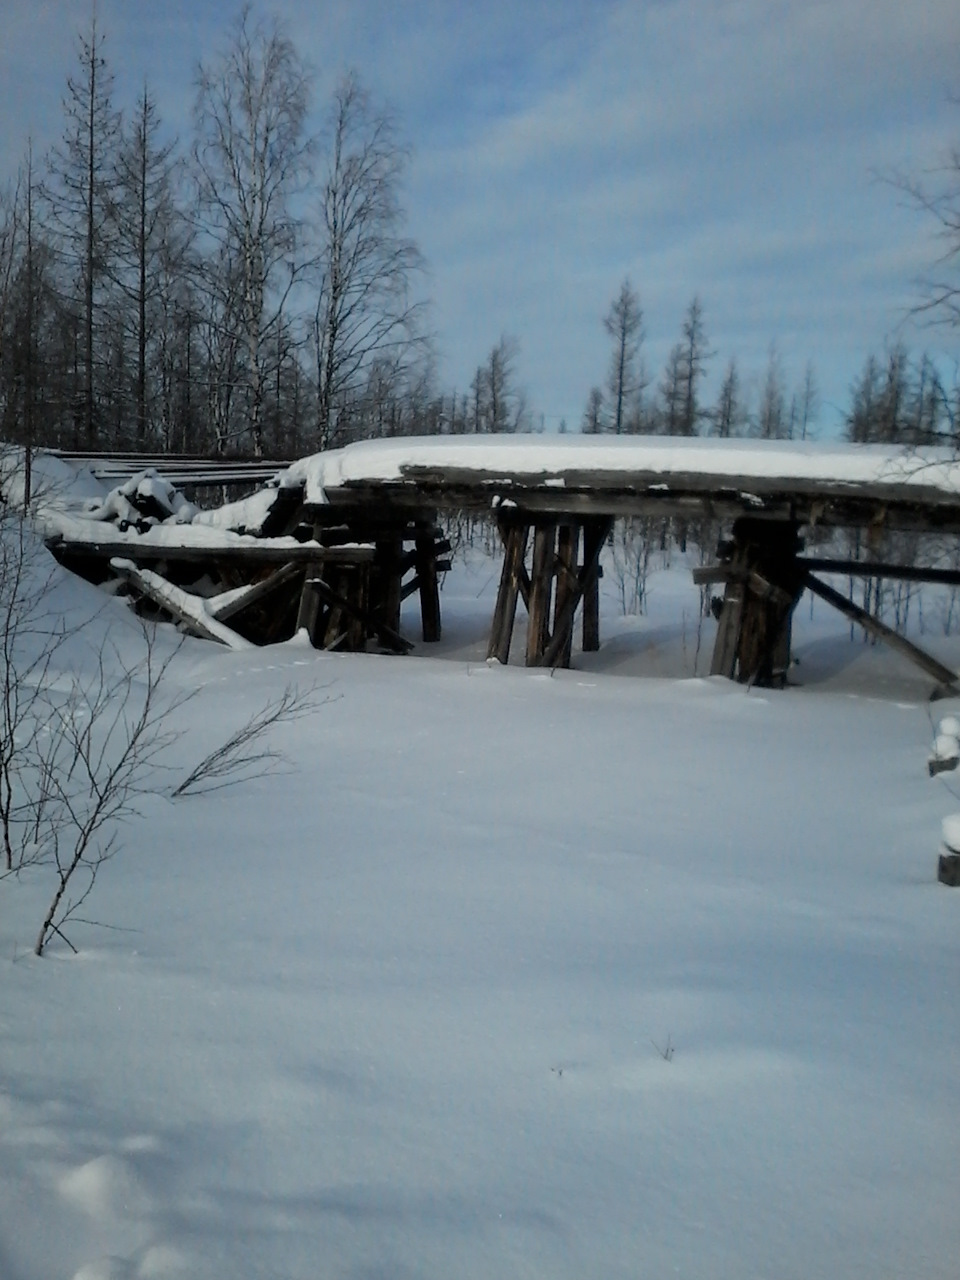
top-left (288, 434), bottom-right (960, 506)
top-left (2, 515), bottom-right (960, 1279)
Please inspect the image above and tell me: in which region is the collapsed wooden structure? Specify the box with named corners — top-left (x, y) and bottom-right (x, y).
top-left (40, 437), bottom-right (960, 693)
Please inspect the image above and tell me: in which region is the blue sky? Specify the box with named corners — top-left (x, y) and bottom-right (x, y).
top-left (2, 0), bottom-right (959, 435)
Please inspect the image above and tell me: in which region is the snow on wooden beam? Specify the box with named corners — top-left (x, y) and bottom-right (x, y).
top-left (110, 559), bottom-right (253, 650)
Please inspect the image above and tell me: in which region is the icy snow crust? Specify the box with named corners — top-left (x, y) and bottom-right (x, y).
top-left (290, 434), bottom-right (960, 504)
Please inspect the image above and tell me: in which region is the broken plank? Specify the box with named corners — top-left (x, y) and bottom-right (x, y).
top-left (110, 558), bottom-right (252, 650)
top-left (306, 575), bottom-right (414, 653)
top-left (209, 561), bottom-right (303, 622)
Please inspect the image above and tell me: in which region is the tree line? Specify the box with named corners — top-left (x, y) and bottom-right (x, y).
top-left (0, 9), bottom-right (439, 457)
top-left (0, 6), bottom-right (957, 458)
top-left (582, 279), bottom-right (958, 445)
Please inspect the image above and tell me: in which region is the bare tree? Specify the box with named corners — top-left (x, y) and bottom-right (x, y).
top-left (43, 12), bottom-right (121, 447)
top-left (581, 385), bottom-right (604, 434)
top-left (603, 279), bottom-right (644, 434)
top-left (892, 128), bottom-right (960, 328)
top-left (470, 335), bottom-right (528, 433)
top-left (114, 85), bottom-right (182, 448)
top-left (712, 356), bottom-right (748, 437)
top-left (757, 344), bottom-right (787, 439)
top-left (795, 359), bottom-right (820, 441)
top-left (193, 7), bottom-right (313, 456)
top-left (313, 72), bottom-right (425, 449)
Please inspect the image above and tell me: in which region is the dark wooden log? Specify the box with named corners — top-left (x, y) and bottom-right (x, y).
top-left (373, 535), bottom-right (404, 632)
top-left (553, 524), bottom-right (580, 668)
top-left (803, 571), bottom-right (959, 694)
top-left (580, 518), bottom-right (608, 653)
top-left (110, 559), bottom-right (250, 649)
top-left (307, 573), bottom-right (413, 654)
top-left (487, 522), bottom-right (530, 664)
top-left (538, 517), bottom-right (611, 669)
top-left (710, 547), bottom-right (748, 678)
top-left (938, 852), bottom-right (960, 886)
top-left (415, 530), bottom-right (442, 642)
top-left (296, 563), bottom-right (324, 643)
top-left (525, 522), bottom-right (557, 666)
top-left (210, 561), bottom-right (303, 622)
top-left (802, 558), bottom-right (960, 587)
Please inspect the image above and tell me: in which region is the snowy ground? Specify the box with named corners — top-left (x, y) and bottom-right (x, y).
top-left (2, 533), bottom-right (959, 1280)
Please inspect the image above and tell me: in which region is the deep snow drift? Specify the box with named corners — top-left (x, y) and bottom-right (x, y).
top-left (1, 525), bottom-right (959, 1280)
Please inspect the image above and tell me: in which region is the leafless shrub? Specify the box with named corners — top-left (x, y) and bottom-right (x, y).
top-left (172, 682), bottom-right (327, 798)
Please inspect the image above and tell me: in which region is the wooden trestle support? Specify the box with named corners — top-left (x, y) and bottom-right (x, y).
top-left (707, 518), bottom-right (805, 687)
top-left (295, 518), bottom-right (450, 653)
top-left (699, 516), bottom-right (960, 694)
top-left (486, 515), bottom-right (612, 668)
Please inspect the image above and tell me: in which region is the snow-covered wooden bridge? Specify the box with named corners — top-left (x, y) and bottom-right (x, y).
top-left (39, 436), bottom-right (960, 693)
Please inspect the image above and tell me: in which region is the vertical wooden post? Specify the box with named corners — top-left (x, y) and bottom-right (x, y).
top-left (553, 523), bottom-right (580, 669)
top-left (374, 534), bottom-right (403, 633)
top-left (709, 519), bottom-right (803, 685)
top-left (487, 521), bottom-right (529, 664)
top-left (415, 529), bottom-right (442, 642)
top-left (296, 563), bottom-right (322, 644)
top-left (344, 566), bottom-right (370, 650)
top-left (581, 518), bottom-right (606, 652)
top-left (710, 546), bottom-right (748, 678)
top-left (525, 522), bottom-right (557, 666)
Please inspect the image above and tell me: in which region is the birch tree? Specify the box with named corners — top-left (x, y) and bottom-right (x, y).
top-left (193, 8), bottom-right (313, 456)
top-left (313, 72), bottom-right (425, 449)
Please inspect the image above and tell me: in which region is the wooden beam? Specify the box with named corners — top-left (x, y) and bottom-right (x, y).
top-left (801, 558), bottom-right (960, 587)
top-left (553, 523), bottom-right (580, 668)
top-left (710, 546), bottom-right (748, 678)
top-left (804, 571), bottom-right (959, 693)
top-left (525, 523), bottom-right (557, 665)
top-left (580, 518), bottom-right (608, 653)
top-left (110, 559), bottom-right (252, 650)
top-left (538, 517), bottom-right (612, 669)
top-left (209, 561), bottom-right (303, 622)
top-left (49, 535), bottom-right (339, 566)
top-left (415, 530), bottom-right (442, 642)
top-left (306, 574), bottom-right (413, 654)
top-left (487, 522), bottom-right (530, 664)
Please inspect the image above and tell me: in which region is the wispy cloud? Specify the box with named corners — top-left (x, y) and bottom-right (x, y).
top-left (2, 0), bottom-right (958, 432)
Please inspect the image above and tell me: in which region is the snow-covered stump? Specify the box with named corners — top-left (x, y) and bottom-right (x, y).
top-left (938, 814), bottom-right (960, 886)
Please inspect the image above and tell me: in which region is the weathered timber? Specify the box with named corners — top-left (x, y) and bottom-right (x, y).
top-left (938, 852), bottom-right (960, 886)
top-left (306, 574), bottom-right (413, 654)
top-left (415, 530), bottom-right (442, 642)
top-left (296, 562), bottom-right (324, 641)
top-left (315, 467), bottom-right (960, 534)
top-left (487, 522), bottom-right (530, 664)
top-left (553, 524), bottom-right (580, 668)
top-left (580, 519), bottom-right (608, 653)
top-left (537, 518), bottom-right (612, 669)
top-left (708, 519), bottom-right (804, 685)
top-left (525, 523), bottom-right (557, 665)
top-left (804, 571), bottom-right (959, 694)
top-left (710, 546), bottom-right (748, 678)
top-left (48, 534), bottom-right (327, 565)
top-left (110, 559), bottom-right (251, 650)
top-left (210, 561), bottom-right (303, 622)
top-left (697, 559), bottom-right (960, 589)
